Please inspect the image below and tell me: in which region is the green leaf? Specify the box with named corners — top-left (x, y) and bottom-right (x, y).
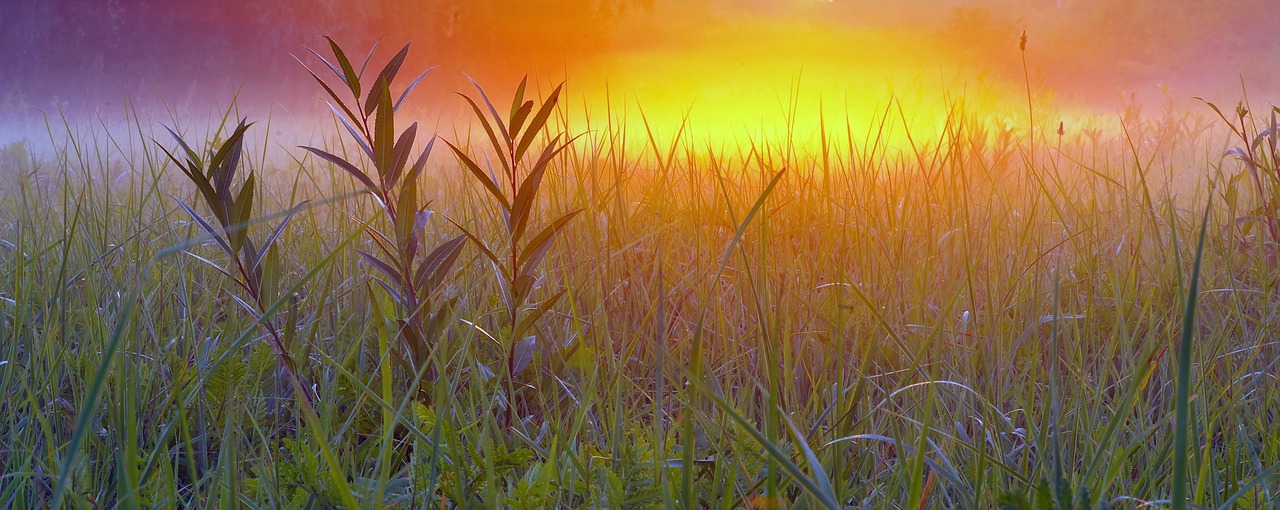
top-left (465, 75), bottom-right (511, 147)
top-left (373, 76), bottom-right (396, 183)
top-left (510, 75), bottom-right (528, 118)
top-left (324, 100), bottom-right (375, 161)
top-left (305, 46), bottom-right (346, 87)
top-left (395, 67), bottom-right (436, 112)
top-left (162, 125), bottom-right (202, 169)
top-left (508, 137), bottom-right (557, 241)
top-left (446, 217), bottom-right (502, 269)
top-left (518, 209), bottom-right (581, 279)
top-left (685, 375), bottom-right (841, 510)
top-left (230, 173), bottom-right (255, 252)
top-left (364, 42), bottom-right (411, 116)
top-left (445, 140), bottom-right (511, 212)
top-left (509, 100), bottom-right (534, 143)
top-left (514, 83), bottom-right (563, 164)
top-left (1172, 193), bottom-right (1214, 510)
top-left (778, 409), bottom-right (839, 508)
top-left (170, 195), bottom-right (233, 257)
top-left (396, 175), bottom-right (418, 253)
top-left (300, 146), bottom-right (380, 195)
top-left (208, 119), bottom-right (252, 205)
top-left (324, 36), bottom-right (361, 98)
top-left (253, 201), bottom-right (308, 272)
top-left (511, 134), bottom-right (579, 244)
top-left (414, 234), bottom-right (467, 295)
top-left (455, 91), bottom-right (512, 179)
top-left (156, 141), bottom-right (218, 211)
top-left (511, 336), bottom-right (535, 375)
top-left (406, 136), bottom-right (436, 185)
top-left (513, 290), bottom-right (563, 340)
top-left (357, 249), bottom-right (405, 287)
top-left (386, 122), bottom-right (418, 190)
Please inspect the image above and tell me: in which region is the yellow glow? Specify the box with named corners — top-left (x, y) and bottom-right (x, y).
top-left (552, 14), bottom-right (1056, 155)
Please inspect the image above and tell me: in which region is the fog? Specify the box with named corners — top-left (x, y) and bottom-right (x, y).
top-left (3, 0), bottom-right (1277, 148)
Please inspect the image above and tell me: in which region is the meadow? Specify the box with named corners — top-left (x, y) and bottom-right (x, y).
top-left (2, 40), bottom-right (1280, 509)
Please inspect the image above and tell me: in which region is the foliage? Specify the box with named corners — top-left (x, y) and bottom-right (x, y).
top-left (6, 35), bottom-right (1280, 510)
top-left (299, 38), bottom-right (465, 391)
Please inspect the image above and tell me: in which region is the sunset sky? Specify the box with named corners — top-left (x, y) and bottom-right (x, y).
top-left (3, 0), bottom-right (1278, 144)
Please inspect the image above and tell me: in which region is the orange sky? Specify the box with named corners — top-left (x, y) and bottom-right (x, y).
top-left (2, 0), bottom-right (1278, 147)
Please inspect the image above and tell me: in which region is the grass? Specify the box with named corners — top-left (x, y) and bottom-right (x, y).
top-left (2, 39), bottom-right (1280, 509)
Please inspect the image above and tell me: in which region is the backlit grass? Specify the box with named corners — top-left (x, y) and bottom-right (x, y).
top-left (2, 40), bottom-right (1279, 509)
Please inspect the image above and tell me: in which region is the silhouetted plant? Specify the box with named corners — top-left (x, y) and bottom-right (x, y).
top-left (158, 119), bottom-right (315, 405)
top-left (299, 38), bottom-right (465, 389)
top-left (1202, 98), bottom-right (1280, 251)
top-left (445, 77), bottom-right (580, 425)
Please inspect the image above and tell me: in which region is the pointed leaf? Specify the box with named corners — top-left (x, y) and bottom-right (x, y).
top-left (511, 134), bottom-right (578, 244)
top-left (510, 76), bottom-right (528, 118)
top-left (326, 101), bottom-right (375, 161)
top-left (254, 201), bottom-right (308, 272)
top-left (231, 174), bottom-right (255, 251)
top-left (171, 195), bottom-right (233, 256)
top-left (356, 38), bottom-right (381, 80)
top-left (465, 75), bottom-right (511, 146)
top-left (183, 250), bottom-right (239, 286)
top-left (779, 408), bottom-right (840, 508)
top-left (357, 249), bottom-right (405, 286)
top-left (387, 122), bottom-right (418, 189)
top-left (227, 290), bottom-right (260, 318)
top-left (364, 43), bottom-right (411, 116)
top-left (514, 83), bottom-right (563, 164)
top-left (511, 336), bottom-right (536, 375)
top-left (406, 136), bottom-right (436, 185)
top-left (324, 36), bottom-right (361, 98)
top-left (415, 234), bottom-right (467, 295)
top-left (687, 375), bottom-right (841, 510)
top-left (301, 146), bottom-right (380, 195)
top-left (395, 67), bottom-right (435, 112)
top-left (305, 46), bottom-right (346, 86)
top-left (296, 53), bottom-right (365, 132)
top-left (396, 176), bottom-right (418, 253)
top-left (372, 277), bottom-right (406, 307)
top-left (514, 290), bottom-right (563, 340)
top-left (510, 100), bottom-right (534, 141)
top-left (373, 77), bottom-right (396, 181)
top-left (445, 217), bottom-right (501, 268)
top-left (445, 140), bottom-right (511, 211)
top-left (455, 92), bottom-right (512, 177)
top-left (208, 120), bottom-right (252, 203)
top-left (163, 125), bottom-right (202, 169)
top-left (519, 209), bottom-right (581, 279)
top-left (156, 141), bottom-right (218, 209)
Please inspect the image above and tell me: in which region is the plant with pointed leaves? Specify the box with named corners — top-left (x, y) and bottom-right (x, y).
top-left (445, 77), bottom-right (581, 425)
top-left (1201, 99), bottom-right (1280, 251)
top-left (298, 38), bottom-right (466, 386)
top-left (158, 119), bottom-right (314, 405)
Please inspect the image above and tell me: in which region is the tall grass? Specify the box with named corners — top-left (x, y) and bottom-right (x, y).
top-left (1, 39), bottom-right (1279, 509)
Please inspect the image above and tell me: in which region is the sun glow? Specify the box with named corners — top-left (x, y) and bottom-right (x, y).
top-left (549, 12), bottom-right (1053, 154)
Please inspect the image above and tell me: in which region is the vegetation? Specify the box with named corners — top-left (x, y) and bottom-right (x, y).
top-left (2, 38), bottom-right (1280, 509)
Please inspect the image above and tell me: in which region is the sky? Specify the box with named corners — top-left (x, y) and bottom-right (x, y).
top-left (2, 0), bottom-right (1278, 146)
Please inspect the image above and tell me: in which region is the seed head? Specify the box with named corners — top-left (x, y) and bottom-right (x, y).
top-left (1057, 121), bottom-right (1064, 136)
top-left (1019, 30), bottom-right (1027, 51)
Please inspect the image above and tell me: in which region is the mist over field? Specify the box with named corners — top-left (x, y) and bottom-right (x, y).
top-left (9, 1), bottom-right (1280, 508)
top-left (3, 0), bottom-right (1278, 149)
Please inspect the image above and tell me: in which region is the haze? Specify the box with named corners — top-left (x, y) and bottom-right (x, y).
top-left (3, 0), bottom-right (1277, 147)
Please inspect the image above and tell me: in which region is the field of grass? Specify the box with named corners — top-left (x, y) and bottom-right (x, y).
top-left (3, 41), bottom-right (1280, 509)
